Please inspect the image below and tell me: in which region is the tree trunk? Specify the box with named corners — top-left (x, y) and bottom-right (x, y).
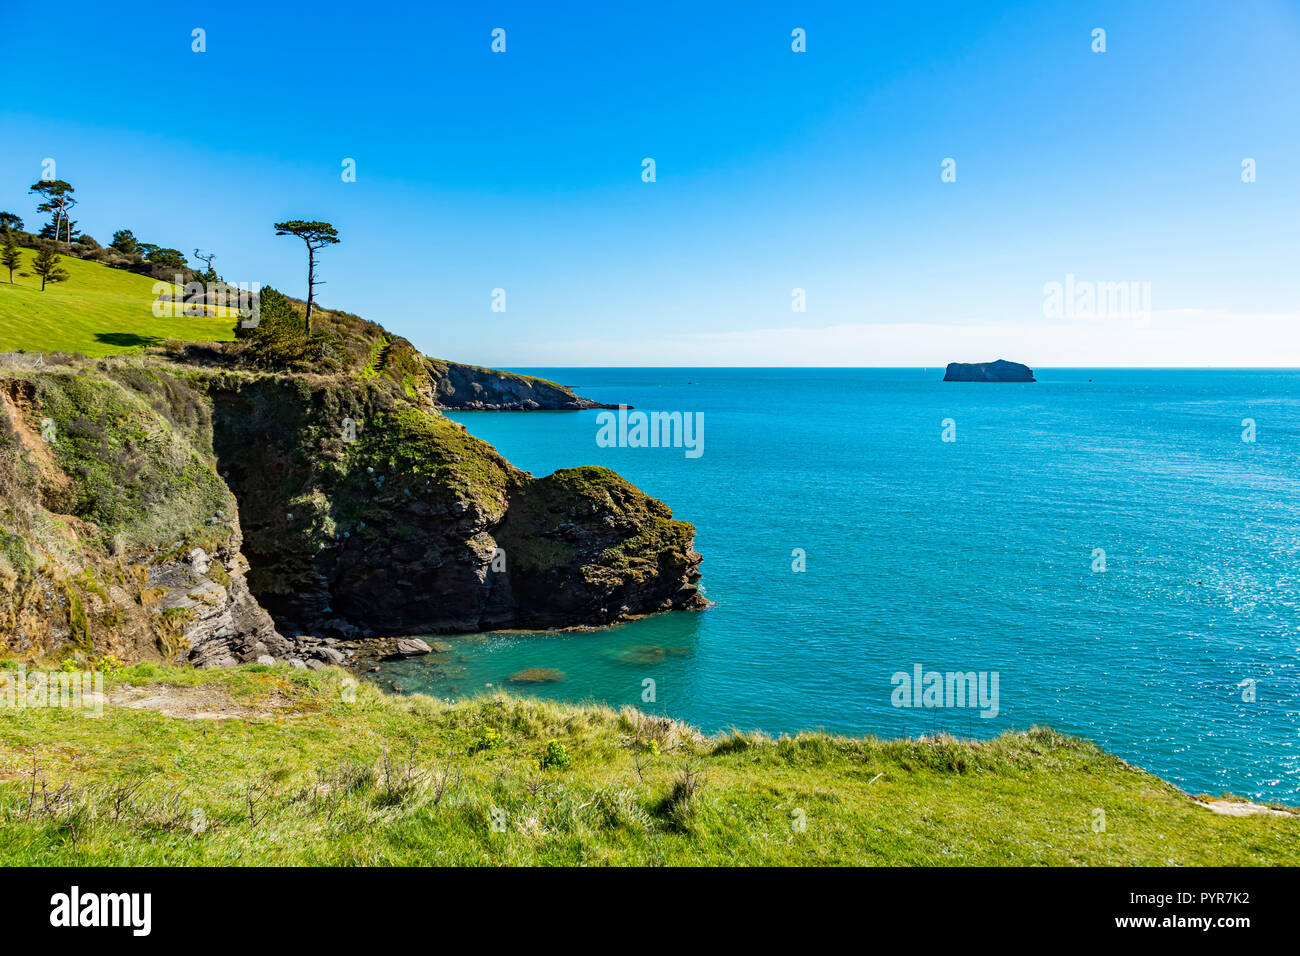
top-left (304, 245), bottom-right (316, 334)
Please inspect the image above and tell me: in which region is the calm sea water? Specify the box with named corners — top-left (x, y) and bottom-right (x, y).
top-left (376, 368), bottom-right (1300, 802)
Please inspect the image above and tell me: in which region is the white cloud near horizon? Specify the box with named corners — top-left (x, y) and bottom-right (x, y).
top-left (470, 310), bottom-right (1300, 368)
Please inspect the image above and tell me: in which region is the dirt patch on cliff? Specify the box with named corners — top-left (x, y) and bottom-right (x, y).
top-left (108, 684), bottom-right (296, 721)
top-left (1195, 799), bottom-right (1295, 818)
top-left (0, 379), bottom-right (71, 498)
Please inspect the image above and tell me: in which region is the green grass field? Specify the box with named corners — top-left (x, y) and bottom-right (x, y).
top-left (0, 663), bottom-right (1295, 865)
top-left (0, 250), bottom-right (236, 356)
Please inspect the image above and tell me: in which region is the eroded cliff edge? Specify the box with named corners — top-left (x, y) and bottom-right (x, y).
top-left (0, 346), bottom-right (703, 668)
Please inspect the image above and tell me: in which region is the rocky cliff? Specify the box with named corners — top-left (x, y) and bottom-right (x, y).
top-left (425, 359), bottom-right (616, 410)
top-left (203, 371), bottom-right (703, 638)
top-left (0, 365), bottom-right (285, 666)
top-left (0, 346), bottom-right (704, 668)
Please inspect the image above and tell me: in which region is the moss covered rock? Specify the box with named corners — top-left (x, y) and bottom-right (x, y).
top-left (498, 466), bottom-right (706, 626)
top-left (201, 375), bottom-right (703, 636)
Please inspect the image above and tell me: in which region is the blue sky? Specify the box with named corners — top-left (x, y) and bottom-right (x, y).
top-left (2, 0), bottom-right (1297, 366)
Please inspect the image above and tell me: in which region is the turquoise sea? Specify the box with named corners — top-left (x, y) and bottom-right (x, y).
top-left (376, 368), bottom-right (1300, 802)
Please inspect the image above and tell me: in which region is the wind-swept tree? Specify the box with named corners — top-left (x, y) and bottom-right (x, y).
top-left (30, 244), bottom-right (69, 290)
top-left (29, 180), bottom-right (76, 243)
top-left (273, 220), bottom-right (339, 333)
top-left (194, 248), bottom-right (217, 281)
top-left (0, 237), bottom-right (20, 282)
top-left (0, 212), bottom-right (23, 235)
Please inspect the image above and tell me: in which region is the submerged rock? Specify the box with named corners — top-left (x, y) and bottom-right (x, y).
top-left (507, 667), bottom-right (567, 684)
top-left (608, 644), bottom-right (667, 665)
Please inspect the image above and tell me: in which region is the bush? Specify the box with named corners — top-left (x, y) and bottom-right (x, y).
top-left (469, 726), bottom-right (502, 756)
top-left (234, 286), bottom-right (345, 373)
top-left (540, 740), bottom-right (570, 770)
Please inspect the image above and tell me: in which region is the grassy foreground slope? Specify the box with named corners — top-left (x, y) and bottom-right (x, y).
top-left (0, 250), bottom-right (235, 356)
top-left (0, 664), bottom-right (1295, 866)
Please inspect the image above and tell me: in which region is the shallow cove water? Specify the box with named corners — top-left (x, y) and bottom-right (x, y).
top-left (374, 368), bottom-right (1300, 802)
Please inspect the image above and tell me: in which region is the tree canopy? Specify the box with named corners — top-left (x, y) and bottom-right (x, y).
top-left (29, 180), bottom-right (76, 242)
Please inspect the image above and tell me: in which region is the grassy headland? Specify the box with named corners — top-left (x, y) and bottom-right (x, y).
top-left (0, 662), bottom-right (1295, 866)
top-left (0, 249), bottom-right (235, 356)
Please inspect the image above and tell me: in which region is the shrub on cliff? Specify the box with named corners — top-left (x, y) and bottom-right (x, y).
top-left (234, 286), bottom-right (345, 373)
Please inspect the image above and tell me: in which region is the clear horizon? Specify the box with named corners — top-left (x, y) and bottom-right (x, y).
top-left (2, 0), bottom-right (1297, 367)
top-left (499, 364), bottom-right (1300, 370)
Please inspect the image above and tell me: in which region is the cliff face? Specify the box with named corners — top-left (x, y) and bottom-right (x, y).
top-left (497, 468), bottom-right (704, 626)
top-left (204, 374), bottom-right (703, 637)
top-left (943, 360), bottom-right (1036, 382)
top-left (0, 366), bottom-right (284, 666)
top-left (0, 352), bottom-right (704, 667)
top-left (425, 359), bottom-right (615, 410)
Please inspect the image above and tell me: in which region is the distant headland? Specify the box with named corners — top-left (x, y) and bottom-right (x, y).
top-left (943, 360), bottom-right (1036, 382)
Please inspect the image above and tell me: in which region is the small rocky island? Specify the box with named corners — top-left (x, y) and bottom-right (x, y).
top-left (942, 360), bottom-right (1036, 382)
